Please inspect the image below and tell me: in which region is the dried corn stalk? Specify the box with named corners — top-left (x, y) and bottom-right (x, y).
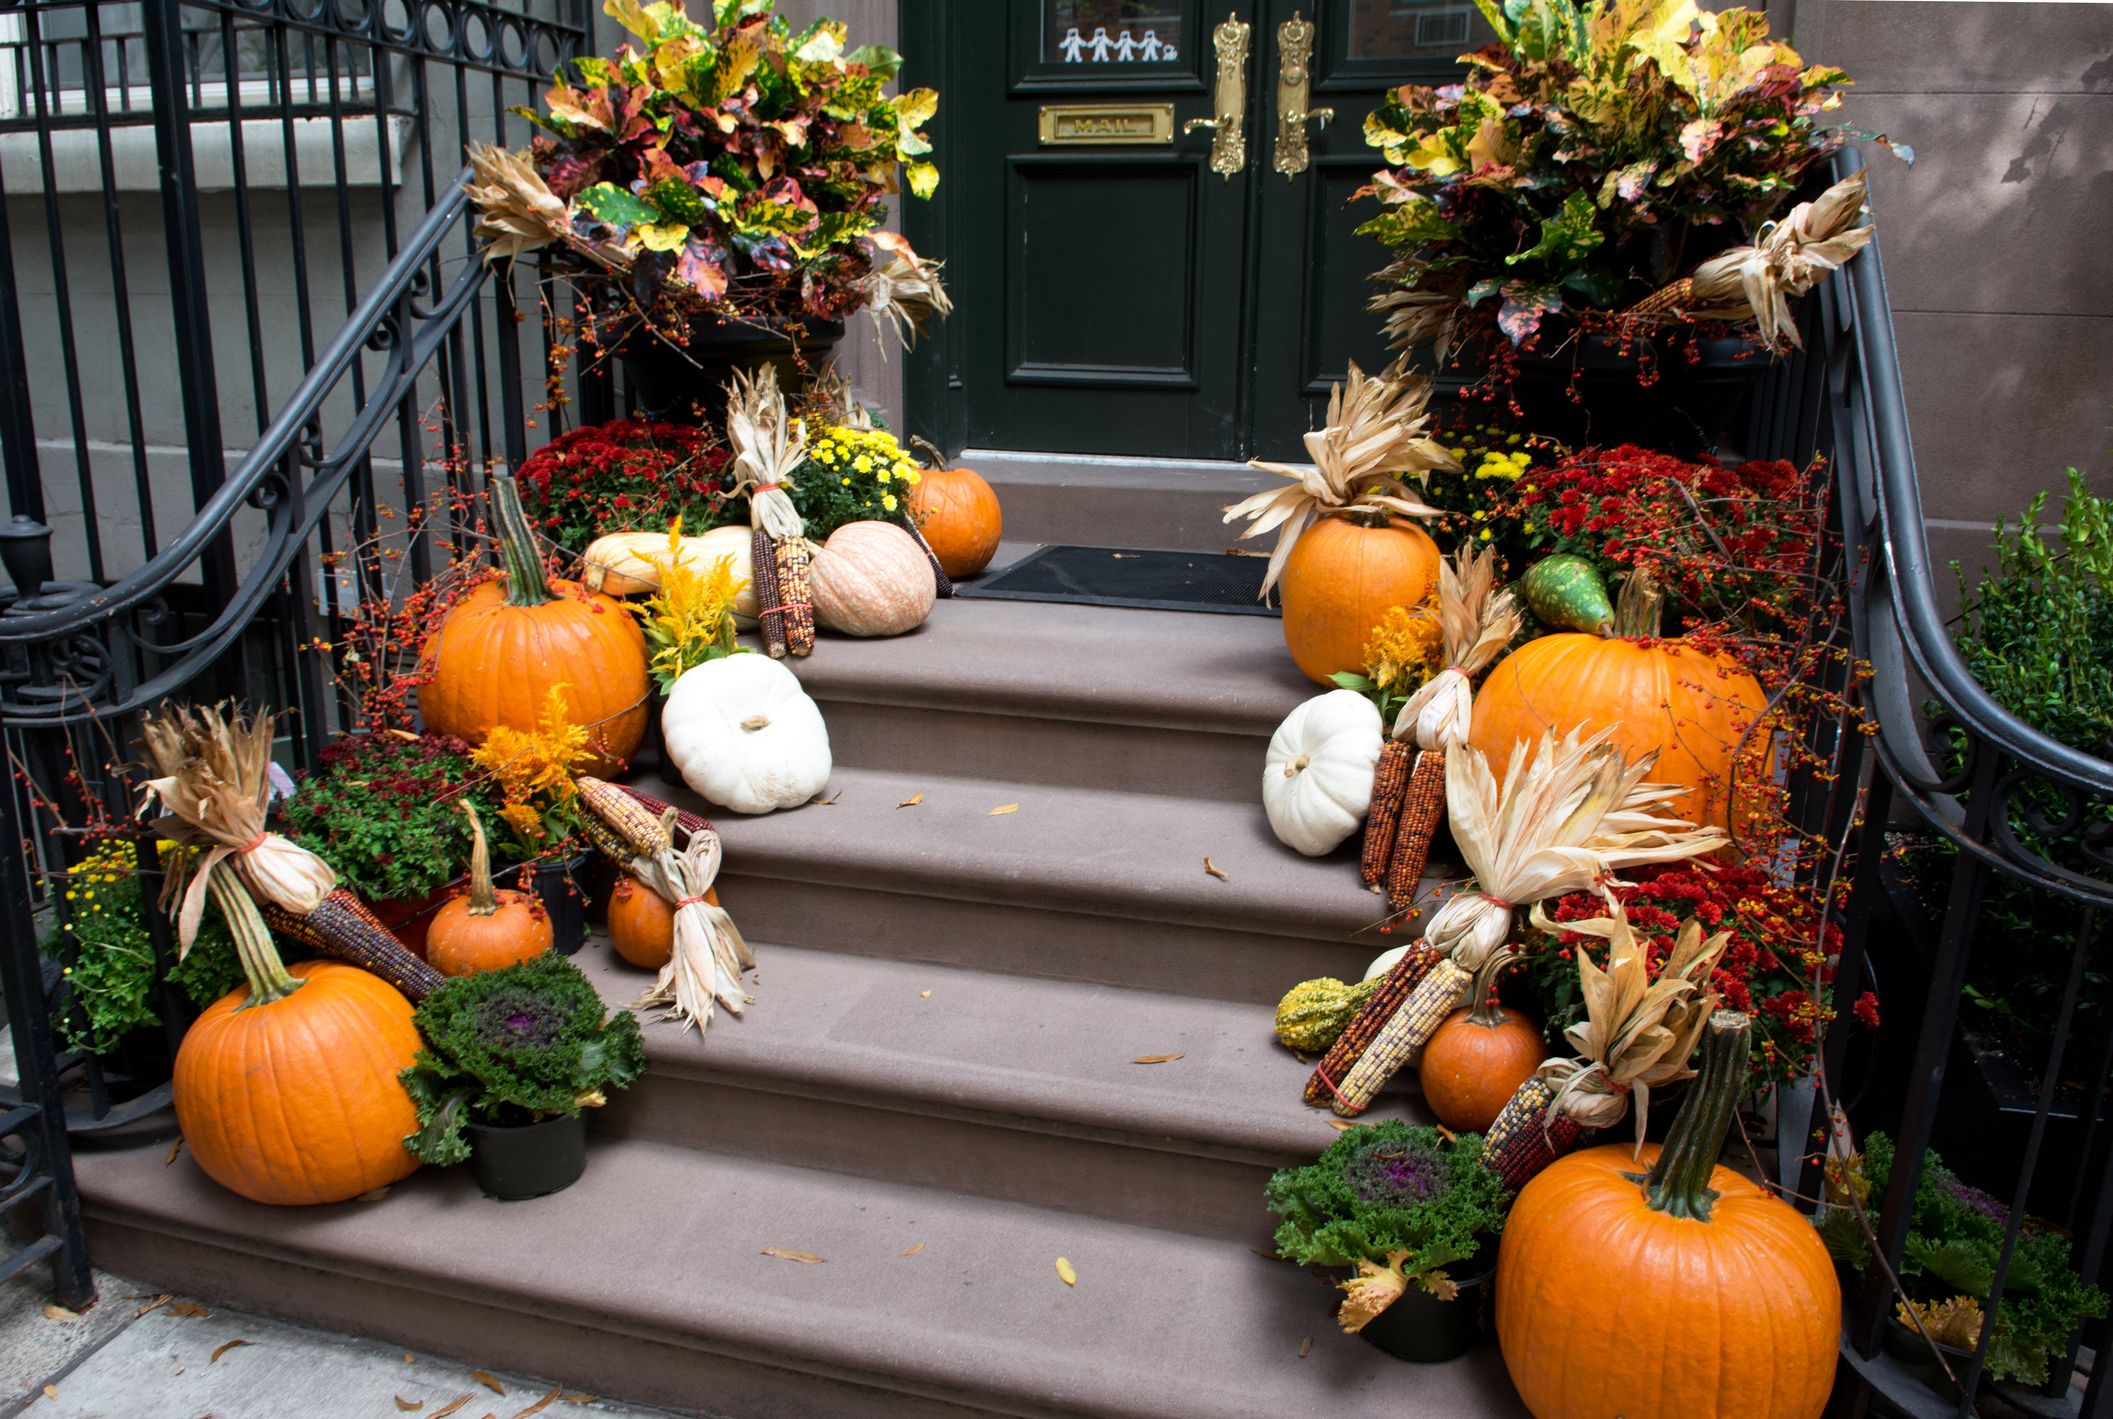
top-left (463, 143), bottom-right (626, 270)
top-left (859, 230), bottom-right (953, 356)
top-left (726, 365), bottom-right (814, 658)
top-left (1360, 740), bottom-right (1415, 887)
top-left (1304, 941), bottom-right (1441, 1108)
top-left (629, 811), bottom-right (755, 1034)
top-left (1222, 359), bottom-right (1455, 599)
top-left (1391, 544), bottom-right (1522, 750)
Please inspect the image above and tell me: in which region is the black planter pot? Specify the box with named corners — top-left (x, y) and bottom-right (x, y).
top-left (465, 1113), bottom-right (587, 1201)
top-left (615, 313), bottom-right (845, 427)
top-left (1355, 1244), bottom-right (1498, 1363)
top-left (494, 848), bottom-right (592, 956)
top-left (1504, 327), bottom-right (1769, 456)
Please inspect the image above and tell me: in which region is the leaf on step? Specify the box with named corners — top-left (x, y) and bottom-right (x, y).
top-left (471, 1371), bottom-right (507, 1396)
top-left (42, 1387), bottom-right (57, 1400)
top-left (405, 1353), bottom-right (417, 1365)
top-left (1224, 547), bottom-right (1268, 558)
top-left (42, 1304), bottom-right (79, 1321)
top-left (1054, 1256), bottom-right (1078, 1286)
top-left (165, 1137), bottom-right (184, 1165)
top-left (1202, 857), bottom-right (1228, 880)
top-left (897, 791), bottom-right (923, 808)
top-left (1110, 552), bottom-right (1142, 560)
top-left (988, 803), bottom-right (1019, 816)
top-left (1327, 1119), bottom-right (1365, 1131)
top-left (1299, 1335), bottom-right (1313, 1359)
top-left (357, 1185), bottom-right (392, 1202)
top-left (900, 1242), bottom-right (925, 1257)
top-left (761, 1247), bottom-right (826, 1264)
top-left (1293, 1051), bottom-right (1309, 1065)
top-left (136, 1294), bottom-right (174, 1318)
top-left (1132, 1053), bottom-right (1184, 1064)
top-left (507, 1383), bottom-right (563, 1418)
top-left (919, 989), bottom-right (932, 999)
top-left (210, 1339), bottom-right (253, 1364)
top-left (558, 1396), bottom-right (598, 1406)
top-left (427, 1398), bottom-right (474, 1419)
top-left (395, 1399), bottom-right (425, 1413)
top-left (169, 1301), bottom-right (209, 1318)
top-left (811, 789), bottom-right (843, 805)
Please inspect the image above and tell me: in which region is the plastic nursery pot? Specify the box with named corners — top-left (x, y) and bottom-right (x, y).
top-left (465, 1113), bottom-right (588, 1202)
top-left (1355, 1244), bottom-right (1498, 1364)
top-left (1506, 327), bottom-right (1768, 458)
top-left (494, 848), bottom-right (591, 955)
top-left (1881, 1316), bottom-right (1982, 1401)
top-left (368, 886), bottom-right (451, 959)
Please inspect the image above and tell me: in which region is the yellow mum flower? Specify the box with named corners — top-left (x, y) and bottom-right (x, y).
top-left (882, 493), bottom-right (898, 512)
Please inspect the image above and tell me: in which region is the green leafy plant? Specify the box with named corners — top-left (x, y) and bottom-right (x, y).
top-left (280, 731), bottom-right (509, 904)
top-left (41, 839), bottom-right (242, 1056)
top-left (1265, 1121), bottom-right (1511, 1331)
top-left (1819, 1133), bottom-right (2107, 1386)
top-left (400, 954), bottom-right (647, 1166)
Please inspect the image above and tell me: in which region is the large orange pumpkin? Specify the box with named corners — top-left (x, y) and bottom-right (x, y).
top-left (1279, 514), bottom-right (1441, 686)
top-left (1495, 1011), bottom-right (1838, 1419)
top-left (421, 472), bottom-right (650, 776)
top-left (1470, 574), bottom-right (1768, 831)
top-left (173, 868), bottom-right (422, 1206)
top-left (1419, 995), bottom-right (1546, 1134)
top-left (906, 457), bottom-right (1002, 580)
top-left (425, 804), bottom-right (552, 978)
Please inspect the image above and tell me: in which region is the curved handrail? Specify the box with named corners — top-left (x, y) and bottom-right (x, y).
top-left (0, 171), bottom-right (478, 645)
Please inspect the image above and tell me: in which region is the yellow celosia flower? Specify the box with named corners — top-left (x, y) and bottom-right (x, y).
top-left (474, 682), bottom-right (592, 811)
top-left (1363, 600), bottom-right (1444, 693)
top-left (633, 520), bottom-right (748, 689)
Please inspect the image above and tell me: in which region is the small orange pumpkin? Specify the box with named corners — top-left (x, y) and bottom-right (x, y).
top-left (605, 872), bottom-right (718, 970)
top-left (1280, 513), bottom-right (1441, 686)
top-left (173, 867), bottom-right (422, 1206)
top-left (906, 441), bottom-right (1002, 579)
top-left (425, 803), bottom-right (552, 978)
top-left (1419, 957), bottom-right (1545, 1133)
top-left (421, 472), bottom-right (650, 776)
top-left (1496, 1011), bottom-right (1838, 1419)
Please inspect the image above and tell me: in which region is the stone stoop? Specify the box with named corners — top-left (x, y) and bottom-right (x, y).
top-left (67, 500), bottom-right (1519, 1417)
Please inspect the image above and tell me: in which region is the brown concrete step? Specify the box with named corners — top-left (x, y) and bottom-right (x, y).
top-left (965, 449), bottom-right (1277, 554)
top-left (74, 1134), bottom-right (1532, 1419)
top-left (583, 944), bottom-right (1431, 1243)
top-left (647, 765), bottom-right (1452, 1003)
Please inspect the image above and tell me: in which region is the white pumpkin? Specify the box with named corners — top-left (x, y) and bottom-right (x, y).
top-left (662, 654), bottom-right (832, 814)
top-left (1262, 690), bottom-right (1383, 856)
top-left (808, 521), bottom-right (935, 637)
top-left (581, 524), bottom-right (762, 624)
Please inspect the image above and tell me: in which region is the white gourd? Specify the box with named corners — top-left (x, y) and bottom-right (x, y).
top-left (1262, 690), bottom-right (1384, 857)
top-left (662, 655), bottom-right (832, 814)
top-left (808, 521), bottom-right (935, 637)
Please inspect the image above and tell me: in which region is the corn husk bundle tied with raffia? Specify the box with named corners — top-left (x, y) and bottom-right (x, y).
top-left (138, 705), bottom-right (445, 1001)
top-left (630, 814), bottom-right (755, 1035)
top-left (1480, 900), bottom-right (1729, 1189)
top-left (1630, 170), bottom-right (1873, 349)
top-left (1322, 730), bottom-right (1726, 1115)
top-left (1221, 358), bottom-right (1456, 599)
top-left (726, 364), bottom-right (814, 658)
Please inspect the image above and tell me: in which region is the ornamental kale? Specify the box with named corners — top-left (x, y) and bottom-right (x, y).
top-left (280, 731), bottom-right (509, 905)
top-left (401, 954), bottom-right (646, 1165)
top-left (1265, 1121), bottom-right (1510, 1282)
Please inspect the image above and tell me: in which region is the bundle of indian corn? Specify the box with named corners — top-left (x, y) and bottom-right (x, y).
top-left (138, 704), bottom-right (445, 1001)
top-left (575, 777), bottom-right (708, 869)
top-left (1307, 729), bottom-right (1724, 1116)
top-left (726, 364), bottom-right (815, 658)
top-left (578, 777), bottom-right (754, 1035)
top-left (1480, 900), bottom-right (1729, 1188)
top-left (1360, 543), bottom-right (1522, 911)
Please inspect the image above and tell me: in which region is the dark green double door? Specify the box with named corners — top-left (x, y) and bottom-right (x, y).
top-left (906, 0), bottom-right (1488, 463)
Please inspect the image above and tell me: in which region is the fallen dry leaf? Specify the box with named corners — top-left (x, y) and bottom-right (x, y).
top-left (1055, 1256), bottom-right (1078, 1286)
top-left (897, 791), bottom-right (923, 808)
top-left (164, 1138), bottom-right (183, 1165)
top-left (42, 1386), bottom-right (57, 1400)
top-left (1132, 1053), bottom-right (1184, 1064)
top-left (988, 803), bottom-right (1020, 816)
top-left (357, 1186), bottom-right (392, 1202)
top-left (1111, 552), bottom-right (1143, 559)
top-left (428, 1399), bottom-right (474, 1419)
top-left (471, 1371), bottom-right (507, 1396)
top-left (404, 1353), bottom-right (416, 1365)
top-left (395, 1399), bottom-right (425, 1413)
top-left (1327, 1119), bottom-right (1364, 1131)
top-left (811, 790), bottom-right (842, 806)
top-left (209, 1339), bottom-right (252, 1364)
top-left (508, 1383), bottom-right (563, 1418)
top-left (918, 989), bottom-right (932, 999)
top-left (1299, 1335), bottom-right (1313, 1359)
top-left (169, 1301), bottom-right (209, 1318)
top-left (760, 1247), bottom-right (826, 1264)
top-left (1203, 857), bottom-right (1228, 880)
top-left (558, 1397), bottom-right (597, 1407)
top-left (42, 1304), bottom-right (79, 1321)
top-left (900, 1242), bottom-right (925, 1257)
top-left (136, 1294), bottom-right (174, 1318)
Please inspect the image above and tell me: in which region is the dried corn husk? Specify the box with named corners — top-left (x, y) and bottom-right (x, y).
top-left (1222, 359), bottom-right (1455, 598)
top-left (1368, 265), bottom-right (1460, 359)
top-left (138, 704), bottom-right (335, 951)
top-left (860, 230), bottom-right (953, 356)
top-left (629, 811), bottom-right (754, 1034)
top-left (726, 364), bottom-right (809, 544)
top-left (463, 143), bottom-right (625, 271)
top-left (1391, 544), bottom-right (1523, 749)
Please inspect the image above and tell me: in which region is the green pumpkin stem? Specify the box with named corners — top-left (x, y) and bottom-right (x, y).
top-left (206, 863), bottom-right (304, 1010)
top-left (1641, 1010), bottom-right (1751, 1222)
top-left (491, 472), bottom-right (554, 609)
top-left (458, 802), bottom-right (500, 917)
top-left (1611, 567), bottom-right (1665, 639)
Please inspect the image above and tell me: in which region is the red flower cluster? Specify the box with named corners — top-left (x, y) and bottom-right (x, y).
top-left (517, 419), bottom-right (735, 553)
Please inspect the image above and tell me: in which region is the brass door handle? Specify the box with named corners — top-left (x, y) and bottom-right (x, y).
top-left (1272, 10), bottom-right (1331, 179)
top-left (1184, 12), bottom-right (1251, 180)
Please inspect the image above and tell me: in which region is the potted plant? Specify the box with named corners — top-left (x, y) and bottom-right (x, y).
top-left (516, 419), bottom-right (737, 556)
top-left (400, 954), bottom-right (646, 1200)
top-left (1357, 0), bottom-right (1893, 448)
top-left (464, 0), bottom-right (950, 423)
top-left (1264, 1120), bottom-right (1512, 1361)
top-left (469, 683), bottom-right (604, 953)
top-left (279, 731), bottom-right (509, 955)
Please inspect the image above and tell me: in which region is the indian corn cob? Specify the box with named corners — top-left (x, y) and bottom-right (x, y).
top-left (578, 776), bottom-right (696, 860)
top-left (773, 532), bottom-right (816, 657)
top-left (905, 519), bottom-right (956, 600)
top-left (615, 783), bottom-right (711, 839)
top-left (1359, 740), bottom-right (1414, 888)
top-left (262, 891), bottom-right (445, 1001)
top-left (1385, 748), bottom-right (1447, 913)
top-left (1480, 1075), bottom-right (1586, 1190)
top-left (1329, 956), bottom-right (1472, 1116)
top-left (1304, 941), bottom-right (1441, 1107)
top-left (751, 524), bottom-right (787, 658)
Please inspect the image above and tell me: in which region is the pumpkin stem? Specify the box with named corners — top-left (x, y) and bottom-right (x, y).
top-left (1286, 753), bottom-right (1311, 778)
top-left (1464, 948), bottom-right (1520, 1029)
top-left (459, 801), bottom-right (499, 917)
top-left (740, 714), bottom-right (772, 732)
top-left (1640, 1010), bottom-right (1750, 1222)
top-left (1610, 567), bottom-right (1665, 639)
top-left (206, 862), bottom-right (304, 1010)
top-left (907, 433), bottom-right (948, 468)
top-left (490, 472), bottom-right (554, 609)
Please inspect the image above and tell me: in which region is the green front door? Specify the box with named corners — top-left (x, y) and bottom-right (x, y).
top-left (905, 0), bottom-right (1491, 463)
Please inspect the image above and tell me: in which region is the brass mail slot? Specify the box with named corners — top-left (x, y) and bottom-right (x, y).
top-left (1037, 103), bottom-right (1176, 146)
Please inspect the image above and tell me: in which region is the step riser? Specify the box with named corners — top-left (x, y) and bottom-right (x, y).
top-left (598, 1072), bottom-right (1290, 1245)
top-left (716, 876), bottom-right (1391, 1004)
top-left (814, 698), bottom-right (1269, 805)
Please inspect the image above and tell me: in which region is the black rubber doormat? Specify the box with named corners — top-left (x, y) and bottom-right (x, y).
top-left (957, 545), bottom-right (1279, 617)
